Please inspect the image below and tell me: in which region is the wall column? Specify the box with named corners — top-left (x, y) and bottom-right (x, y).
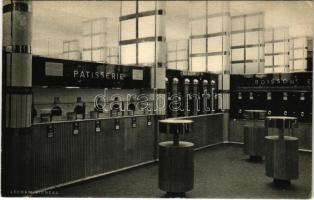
top-left (2, 0), bottom-right (33, 195)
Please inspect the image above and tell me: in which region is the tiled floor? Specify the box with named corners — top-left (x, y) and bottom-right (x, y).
top-left (40, 144), bottom-right (312, 198)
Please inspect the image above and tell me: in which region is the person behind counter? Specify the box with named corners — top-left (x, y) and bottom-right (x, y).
top-left (74, 97), bottom-right (86, 119)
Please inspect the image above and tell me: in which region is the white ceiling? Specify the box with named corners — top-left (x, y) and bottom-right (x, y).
top-left (31, 1), bottom-right (313, 56)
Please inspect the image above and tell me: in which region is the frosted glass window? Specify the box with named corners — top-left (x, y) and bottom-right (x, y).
top-left (191, 57), bottom-right (206, 72)
top-left (246, 31), bottom-right (259, 45)
top-left (207, 36), bottom-right (222, 53)
top-left (207, 17), bottom-right (222, 34)
top-left (177, 61), bottom-right (188, 71)
top-left (294, 60), bottom-right (306, 70)
top-left (177, 51), bottom-right (188, 60)
top-left (231, 63), bottom-right (244, 74)
top-left (69, 52), bottom-right (80, 60)
top-left (92, 34), bottom-right (106, 48)
top-left (82, 51), bottom-right (91, 61)
top-left (232, 33), bottom-right (244, 46)
top-left (190, 1), bottom-right (206, 18)
top-left (121, 44), bottom-right (136, 64)
top-left (109, 47), bottom-right (119, 56)
top-left (69, 42), bottom-right (79, 51)
top-left (109, 57), bottom-right (119, 64)
top-left (138, 1), bottom-right (155, 12)
top-left (177, 40), bottom-right (188, 50)
top-left (232, 18), bottom-right (244, 31)
top-left (264, 68), bottom-right (273, 73)
top-left (167, 42), bottom-right (176, 51)
top-left (274, 30), bottom-right (286, 40)
top-left (264, 30), bottom-right (273, 42)
top-left (265, 43), bottom-right (273, 54)
top-left (93, 20), bottom-right (106, 34)
top-left (83, 37), bottom-right (92, 49)
top-left (167, 62), bottom-right (176, 69)
top-left (245, 62), bottom-right (259, 74)
top-left (294, 38), bottom-right (305, 48)
top-left (121, 1), bottom-right (136, 15)
top-left (191, 38), bottom-right (206, 54)
top-left (232, 49), bottom-right (244, 61)
top-left (274, 67), bottom-right (285, 72)
top-left (207, 55), bottom-right (222, 72)
top-left (274, 55), bottom-right (285, 66)
top-left (246, 47), bottom-right (259, 60)
top-left (274, 42), bottom-right (285, 53)
top-left (264, 56), bottom-right (273, 66)
top-left (139, 16), bottom-right (155, 38)
top-left (191, 19), bottom-right (206, 35)
top-left (246, 15), bottom-right (260, 29)
top-left (167, 52), bottom-right (176, 61)
top-left (138, 42), bottom-right (155, 64)
top-left (294, 49), bottom-right (305, 59)
top-left (121, 19), bottom-right (136, 41)
top-left (92, 49), bottom-right (102, 62)
top-left (82, 23), bottom-right (92, 35)
top-left (63, 43), bottom-right (69, 52)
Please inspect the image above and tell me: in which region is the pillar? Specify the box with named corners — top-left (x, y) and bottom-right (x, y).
top-left (2, 0), bottom-right (33, 195)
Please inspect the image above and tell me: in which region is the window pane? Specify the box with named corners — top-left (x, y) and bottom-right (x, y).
top-left (138, 1), bottom-right (155, 12)
top-left (177, 61), bottom-right (188, 71)
top-left (207, 36), bottom-right (222, 53)
top-left (138, 16), bottom-right (155, 38)
top-left (246, 47), bottom-right (259, 60)
top-left (167, 52), bottom-right (176, 61)
top-left (93, 19), bottom-right (106, 34)
top-left (294, 60), bottom-right (306, 70)
top-left (232, 17), bottom-right (244, 31)
top-left (274, 42), bottom-right (285, 53)
top-left (177, 51), bottom-right (188, 60)
top-left (274, 55), bottom-right (285, 66)
top-left (246, 15), bottom-right (260, 29)
top-left (191, 56), bottom-right (206, 72)
top-left (121, 44), bottom-right (136, 64)
top-left (92, 34), bottom-right (106, 48)
top-left (207, 16), bottom-right (222, 34)
top-left (232, 33), bottom-right (244, 46)
top-left (121, 1), bottom-right (136, 15)
top-left (167, 62), bottom-right (177, 69)
top-left (294, 49), bottom-right (305, 59)
top-left (83, 36), bottom-right (92, 49)
top-left (177, 40), bottom-right (188, 50)
top-left (264, 56), bottom-right (273, 66)
top-left (232, 48), bottom-right (244, 61)
top-left (82, 50), bottom-right (91, 61)
top-left (121, 19), bottom-right (136, 41)
top-left (191, 38), bottom-right (206, 54)
top-left (246, 31), bottom-right (259, 45)
top-left (207, 55), bottom-right (222, 72)
top-left (138, 42), bottom-right (155, 64)
top-left (231, 63), bottom-right (244, 74)
top-left (191, 19), bottom-right (206, 35)
top-left (245, 62), bottom-right (259, 74)
top-left (265, 43), bottom-right (273, 54)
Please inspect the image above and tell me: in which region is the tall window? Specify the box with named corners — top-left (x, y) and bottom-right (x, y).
top-left (264, 27), bottom-right (289, 73)
top-left (231, 12), bottom-right (264, 74)
top-left (166, 40), bottom-right (189, 71)
top-left (189, 1), bottom-right (230, 73)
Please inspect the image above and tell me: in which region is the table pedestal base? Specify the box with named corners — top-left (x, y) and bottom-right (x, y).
top-left (159, 141), bottom-right (194, 194)
top-left (265, 136), bottom-right (299, 183)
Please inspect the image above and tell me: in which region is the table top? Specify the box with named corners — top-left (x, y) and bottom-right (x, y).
top-left (244, 110), bottom-right (267, 113)
top-left (266, 116), bottom-right (297, 120)
top-left (265, 135), bottom-right (298, 141)
top-left (159, 141), bottom-right (194, 147)
top-left (159, 119), bottom-right (194, 124)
